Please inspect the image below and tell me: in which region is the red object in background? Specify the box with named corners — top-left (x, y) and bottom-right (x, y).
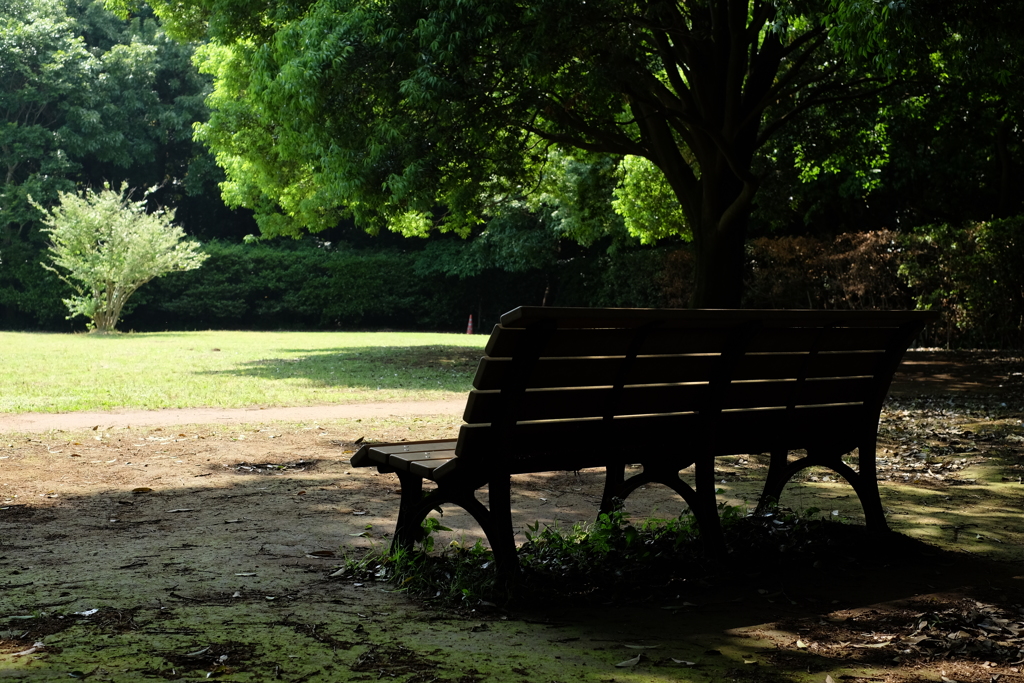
top-left (466, 315), bottom-right (473, 334)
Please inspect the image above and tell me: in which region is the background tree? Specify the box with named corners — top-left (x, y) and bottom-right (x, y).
top-left (1, 0), bottom-right (93, 238)
top-left (36, 183), bottom-right (208, 332)
top-left (1, 0), bottom-right (256, 328)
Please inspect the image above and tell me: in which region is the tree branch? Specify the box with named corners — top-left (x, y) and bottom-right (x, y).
top-left (756, 80), bottom-right (895, 147)
top-left (740, 29), bottom-right (830, 131)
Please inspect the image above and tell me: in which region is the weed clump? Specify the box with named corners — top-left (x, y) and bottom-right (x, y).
top-left (336, 504), bottom-right (877, 609)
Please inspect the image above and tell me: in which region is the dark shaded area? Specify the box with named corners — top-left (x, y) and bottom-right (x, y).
top-left (892, 350), bottom-right (1024, 398)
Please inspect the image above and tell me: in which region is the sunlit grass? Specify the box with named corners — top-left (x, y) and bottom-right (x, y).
top-left (0, 330), bottom-right (488, 413)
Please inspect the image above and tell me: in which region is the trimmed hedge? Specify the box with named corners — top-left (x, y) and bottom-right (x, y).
top-left (0, 241), bottom-right (671, 333)
top-left (3, 220), bottom-right (1021, 348)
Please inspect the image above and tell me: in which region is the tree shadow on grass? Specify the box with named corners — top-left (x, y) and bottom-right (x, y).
top-left (197, 344), bottom-right (484, 391)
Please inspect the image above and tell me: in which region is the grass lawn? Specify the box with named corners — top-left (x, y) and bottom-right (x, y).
top-left (0, 330), bottom-right (488, 413)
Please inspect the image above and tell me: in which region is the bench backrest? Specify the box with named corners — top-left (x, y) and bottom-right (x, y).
top-left (455, 307), bottom-right (937, 474)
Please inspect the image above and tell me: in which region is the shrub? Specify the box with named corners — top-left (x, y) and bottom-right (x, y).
top-left (36, 184), bottom-right (208, 332)
top-left (744, 230), bottom-right (913, 311)
top-left (900, 218), bottom-right (1024, 348)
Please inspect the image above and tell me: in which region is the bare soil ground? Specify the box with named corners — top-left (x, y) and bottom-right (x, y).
top-left (2, 349), bottom-right (1023, 683)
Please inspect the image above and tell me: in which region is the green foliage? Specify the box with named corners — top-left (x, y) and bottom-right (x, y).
top-left (125, 240), bottom-right (676, 331)
top-left (519, 508), bottom-right (707, 570)
top-left (35, 183), bottom-right (208, 332)
top-left (4, 235), bottom-right (680, 332)
top-left (556, 247), bottom-right (680, 309)
top-left (1, 0), bottom-right (237, 273)
top-left (761, 2), bottom-right (1024, 235)
top-left (53, 0), bottom-right (1024, 313)
top-left (0, 239), bottom-right (73, 329)
top-left (414, 211), bottom-right (559, 280)
top-left (529, 150), bottom-right (629, 249)
top-left (125, 241), bottom-right (500, 331)
top-left (0, 0), bottom-right (92, 235)
top-left (130, 0), bottom-right (917, 306)
top-left (826, 0), bottom-right (912, 73)
top-left (612, 156), bottom-right (691, 244)
top-left (344, 504), bottom-right (861, 607)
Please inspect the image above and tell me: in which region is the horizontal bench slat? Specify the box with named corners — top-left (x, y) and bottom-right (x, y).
top-left (485, 325), bottom-right (910, 359)
top-left (452, 403), bottom-right (864, 469)
top-left (485, 327), bottom-right (731, 357)
top-left (472, 351), bottom-right (886, 390)
top-left (387, 450), bottom-right (456, 468)
top-left (463, 377), bottom-right (875, 422)
top-left (500, 306), bottom-right (935, 329)
top-left (351, 440), bottom-right (457, 468)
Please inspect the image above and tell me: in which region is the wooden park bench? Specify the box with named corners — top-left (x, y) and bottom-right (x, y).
top-left (352, 307), bottom-right (938, 572)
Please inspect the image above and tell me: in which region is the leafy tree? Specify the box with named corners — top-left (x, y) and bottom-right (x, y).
top-left (0, 0), bottom-right (238, 247)
top-left (112, 0), bottom-right (904, 306)
top-left (35, 183), bottom-right (208, 332)
top-left (0, 0), bottom-right (93, 239)
top-left (1, 0), bottom-right (257, 327)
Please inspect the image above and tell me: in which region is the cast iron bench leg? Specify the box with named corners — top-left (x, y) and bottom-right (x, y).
top-left (694, 456), bottom-right (726, 555)
top-left (756, 448), bottom-right (790, 515)
top-left (392, 471), bottom-right (425, 551)
top-left (389, 472), bottom-right (520, 575)
top-left (484, 475), bottom-right (517, 574)
top-left (600, 463), bottom-right (626, 513)
top-left (756, 445), bottom-right (890, 532)
top-left (838, 442), bottom-right (888, 532)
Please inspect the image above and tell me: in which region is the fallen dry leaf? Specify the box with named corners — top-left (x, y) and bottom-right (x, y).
top-left (615, 654), bottom-right (641, 667)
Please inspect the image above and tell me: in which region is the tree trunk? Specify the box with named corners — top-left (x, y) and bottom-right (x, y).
top-left (994, 116), bottom-right (1022, 218)
top-left (690, 212), bottom-right (749, 308)
top-left (659, 140), bottom-right (756, 309)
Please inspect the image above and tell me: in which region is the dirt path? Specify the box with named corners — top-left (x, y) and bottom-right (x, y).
top-left (0, 400), bottom-right (466, 434)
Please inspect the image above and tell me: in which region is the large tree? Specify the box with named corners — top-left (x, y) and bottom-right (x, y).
top-left (1, 0), bottom-right (229, 246)
top-left (122, 0), bottom-right (902, 306)
top-left (1, 0), bottom-right (93, 240)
